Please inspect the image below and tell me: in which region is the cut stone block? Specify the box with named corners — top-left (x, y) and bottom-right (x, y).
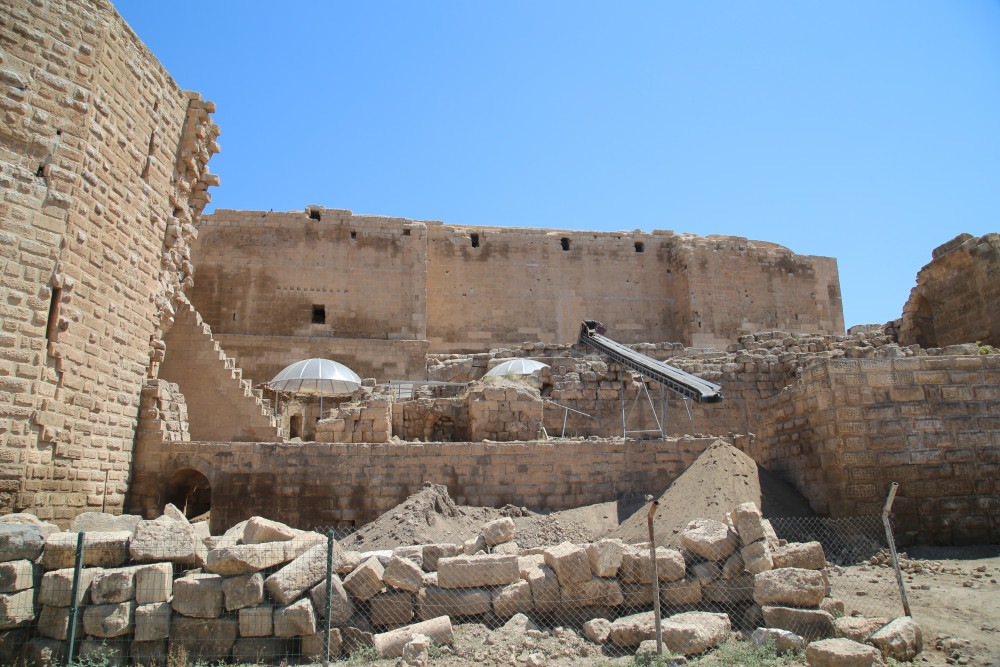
top-left (384, 555), bottom-right (424, 592)
top-left (752, 627), bottom-right (806, 655)
top-left (417, 587), bottom-right (491, 620)
top-left (239, 605), bottom-right (273, 637)
top-left (542, 542), bottom-right (591, 585)
top-left (42, 531), bottom-right (131, 570)
top-left (265, 541), bottom-right (345, 605)
top-left (69, 513), bottom-right (141, 534)
top-left (583, 617), bottom-right (612, 643)
top-left (243, 516), bottom-right (300, 544)
top-left (754, 567), bottom-right (826, 608)
top-left (821, 597), bottom-right (846, 617)
top-left (302, 628), bottom-right (342, 661)
top-left (481, 517), bottom-right (515, 546)
top-left (135, 562), bottom-right (173, 605)
top-left (772, 541), bottom-right (826, 570)
top-left (370, 590), bottom-right (414, 626)
top-left (129, 518), bottom-right (204, 567)
top-left (619, 547), bottom-right (686, 583)
top-left (732, 502), bottom-right (766, 544)
top-left (524, 563), bottom-right (561, 613)
top-left (437, 553), bottom-right (519, 589)
top-left (223, 572), bottom-right (264, 610)
top-left (659, 576), bottom-right (703, 607)
top-left (342, 556), bottom-right (385, 601)
top-left (492, 580), bottom-right (533, 618)
top-left (742, 539), bottom-right (774, 575)
top-left (168, 614), bottom-right (238, 663)
top-left (91, 566), bottom-right (142, 604)
top-left (462, 535), bottom-right (486, 555)
top-left (679, 519), bottom-right (739, 561)
top-left (762, 606), bottom-right (835, 641)
top-left (392, 546), bottom-right (424, 568)
top-left (134, 602), bottom-right (171, 642)
top-left (273, 598), bottom-right (317, 637)
top-left (691, 560), bottom-right (721, 584)
top-left (586, 539), bottom-right (625, 577)
top-left (806, 637), bottom-right (886, 667)
top-left (620, 581), bottom-right (654, 607)
top-left (721, 551), bottom-right (745, 579)
top-left (309, 573), bottom-right (355, 626)
top-left (82, 601), bottom-right (135, 638)
top-left (39, 567), bottom-right (99, 607)
top-left (422, 543), bottom-right (461, 571)
top-left (835, 616), bottom-right (889, 643)
top-left (171, 573), bottom-right (223, 618)
top-left (0, 525), bottom-right (45, 563)
top-left (868, 616), bottom-right (922, 661)
top-left (660, 610), bottom-right (731, 656)
top-left (560, 577), bottom-right (623, 609)
top-left (702, 574), bottom-right (754, 603)
top-left (494, 541), bottom-right (520, 555)
top-left (609, 610), bottom-right (655, 647)
top-left (372, 615), bottom-right (454, 659)
top-left (37, 605), bottom-right (81, 640)
top-left (0, 560), bottom-right (35, 593)
top-left (206, 543), bottom-right (292, 576)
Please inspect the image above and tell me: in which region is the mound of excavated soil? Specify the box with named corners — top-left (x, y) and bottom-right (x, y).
top-left (608, 439), bottom-right (814, 547)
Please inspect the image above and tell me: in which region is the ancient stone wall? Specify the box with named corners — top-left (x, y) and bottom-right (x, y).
top-left (128, 437), bottom-right (720, 532)
top-left (753, 355), bottom-right (1000, 545)
top-left (467, 380), bottom-right (544, 442)
top-left (899, 233), bottom-right (1000, 349)
top-left (0, 0), bottom-right (217, 520)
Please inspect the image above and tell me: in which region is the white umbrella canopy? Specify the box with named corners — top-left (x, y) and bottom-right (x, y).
top-left (484, 358), bottom-right (550, 377)
top-left (269, 358), bottom-right (362, 395)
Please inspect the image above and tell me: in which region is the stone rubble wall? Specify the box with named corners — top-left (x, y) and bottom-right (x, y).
top-left (0, 505), bottom-right (919, 664)
top-left (754, 354), bottom-right (1000, 545)
top-left (315, 396), bottom-right (392, 444)
top-left (156, 298), bottom-right (280, 442)
top-left (467, 380), bottom-right (545, 442)
top-left (0, 0), bottom-right (218, 522)
top-left (899, 232), bottom-right (1000, 349)
top-left (133, 380), bottom-right (189, 451)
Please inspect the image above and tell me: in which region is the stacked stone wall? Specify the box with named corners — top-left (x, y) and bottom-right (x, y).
top-left (0, 0), bottom-right (217, 521)
top-left (754, 355), bottom-right (1000, 545)
top-left (467, 381), bottom-right (544, 442)
top-left (128, 437), bottom-right (720, 533)
top-left (315, 396), bottom-right (391, 444)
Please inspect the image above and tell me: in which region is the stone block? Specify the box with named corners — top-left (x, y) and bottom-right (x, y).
top-left (39, 567), bottom-right (99, 607)
top-left (772, 541), bottom-right (826, 570)
top-left (206, 543), bottom-right (293, 576)
top-left (752, 627), bottom-right (806, 655)
top-left (309, 574), bottom-right (355, 626)
top-left (586, 539), bottom-right (624, 577)
top-left (821, 597), bottom-right (845, 617)
top-left (239, 605), bottom-right (273, 637)
top-left (422, 543), bottom-right (461, 571)
top-left (525, 563), bottom-right (561, 613)
top-left (754, 567), bottom-right (826, 608)
top-left (742, 539), bottom-right (774, 575)
top-left (129, 518), bottom-right (204, 567)
top-left (265, 541), bottom-right (345, 605)
top-left (392, 546), bottom-right (424, 568)
top-left (172, 573), bottom-right (223, 618)
top-left (223, 572), bottom-right (263, 610)
top-left (42, 531), bottom-right (131, 570)
top-left (130, 640), bottom-right (167, 667)
top-left (70, 513), bottom-right (141, 534)
top-left (679, 519), bottom-right (739, 561)
top-left (21, 638), bottom-right (65, 667)
top-left (417, 587), bottom-right (491, 620)
top-left (437, 553), bottom-right (519, 588)
top-left (91, 566), bottom-right (142, 604)
top-left (136, 562), bottom-right (173, 605)
top-left (343, 556), bottom-right (385, 601)
top-left (233, 637), bottom-right (293, 664)
top-left (0, 525), bottom-right (45, 563)
top-left (370, 590), bottom-right (414, 626)
top-left (242, 516), bottom-right (299, 544)
top-left (462, 535), bottom-right (486, 555)
top-left (494, 541), bottom-right (520, 555)
top-left (721, 551), bottom-right (745, 579)
top-left (583, 617), bottom-right (612, 643)
top-left (805, 637), bottom-right (885, 667)
top-left (868, 616), bottom-right (922, 661)
top-left (383, 555), bottom-right (424, 592)
top-left (660, 576), bottom-right (703, 607)
top-left (560, 577), bottom-right (623, 608)
top-left (691, 560), bottom-right (721, 584)
top-left (492, 580), bottom-right (533, 618)
top-left (372, 616), bottom-right (454, 659)
top-left (37, 605), bottom-right (81, 640)
top-left (609, 610), bottom-right (655, 647)
top-left (82, 601), bottom-right (135, 638)
top-left (620, 581), bottom-right (654, 607)
top-left (619, 548), bottom-right (686, 583)
top-left (835, 616), bottom-right (888, 643)
top-left (273, 598), bottom-right (316, 637)
top-left (0, 560), bottom-right (36, 593)
top-left (702, 574), bottom-right (754, 603)
top-left (301, 628), bottom-right (342, 661)
top-left (481, 517), bottom-right (515, 546)
top-left (134, 602), bottom-right (171, 642)
top-left (168, 614), bottom-right (238, 663)
top-left (732, 502), bottom-right (767, 544)
top-left (542, 542), bottom-right (591, 585)
top-left (660, 611), bottom-right (731, 656)
top-left (762, 606), bottom-right (835, 641)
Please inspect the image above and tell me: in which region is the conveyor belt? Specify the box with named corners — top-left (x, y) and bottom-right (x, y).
top-left (579, 320), bottom-right (724, 403)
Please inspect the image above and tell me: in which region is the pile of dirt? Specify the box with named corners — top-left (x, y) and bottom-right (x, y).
top-left (608, 439), bottom-right (815, 548)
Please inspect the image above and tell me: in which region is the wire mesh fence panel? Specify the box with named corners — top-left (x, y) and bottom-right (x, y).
top-left (0, 511), bottom-right (909, 665)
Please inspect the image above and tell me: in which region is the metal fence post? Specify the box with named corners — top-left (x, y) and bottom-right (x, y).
top-left (66, 531), bottom-right (85, 665)
top-left (646, 501), bottom-right (663, 655)
top-left (881, 482), bottom-right (912, 617)
top-left (323, 528), bottom-right (335, 667)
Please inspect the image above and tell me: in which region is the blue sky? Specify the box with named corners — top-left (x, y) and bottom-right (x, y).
top-left (116, 2), bottom-right (1000, 330)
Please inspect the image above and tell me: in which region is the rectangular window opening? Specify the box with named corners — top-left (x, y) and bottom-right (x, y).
top-left (311, 305), bottom-right (326, 324)
top-left (471, 233), bottom-right (479, 248)
top-left (403, 228), bottom-right (410, 236)
top-left (635, 242), bottom-right (645, 253)
top-left (350, 230), bottom-right (357, 239)
top-left (561, 237), bottom-right (570, 251)
top-left (309, 209), bottom-right (321, 221)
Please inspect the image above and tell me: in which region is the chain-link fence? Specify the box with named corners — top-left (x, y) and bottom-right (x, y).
top-left (0, 510), bottom-right (907, 666)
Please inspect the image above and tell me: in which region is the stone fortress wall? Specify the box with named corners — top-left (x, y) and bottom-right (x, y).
top-left (0, 0), bottom-right (219, 521)
top-left (188, 206), bottom-right (844, 385)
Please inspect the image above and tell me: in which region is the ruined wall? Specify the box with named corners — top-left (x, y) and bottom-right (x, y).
top-left (0, 1), bottom-right (217, 521)
top-left (899, 233), bottom-right (1000, 349)
top-left (128, 436), bottom-right (720, 532)
top-left (754, 355), bottom-right (1000, 545)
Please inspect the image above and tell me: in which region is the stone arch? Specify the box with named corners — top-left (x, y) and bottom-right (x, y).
top-left (160, 468), bottom-right (211, 520)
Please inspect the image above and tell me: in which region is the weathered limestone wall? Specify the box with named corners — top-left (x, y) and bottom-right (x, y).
top-left (128, 437), bottom-right (721, 532)
top-left (753, 355), bottom-right (1000, 545)
top-left (899, 233), bottom-right (1000, 349)
top-left (467, 380), bottom-right (544, 442)
top-left (0, 0), bottom-right (217, 520)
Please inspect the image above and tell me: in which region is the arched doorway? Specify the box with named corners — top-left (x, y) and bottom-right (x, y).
top-left (161, 468), bottom-right (211, 520)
